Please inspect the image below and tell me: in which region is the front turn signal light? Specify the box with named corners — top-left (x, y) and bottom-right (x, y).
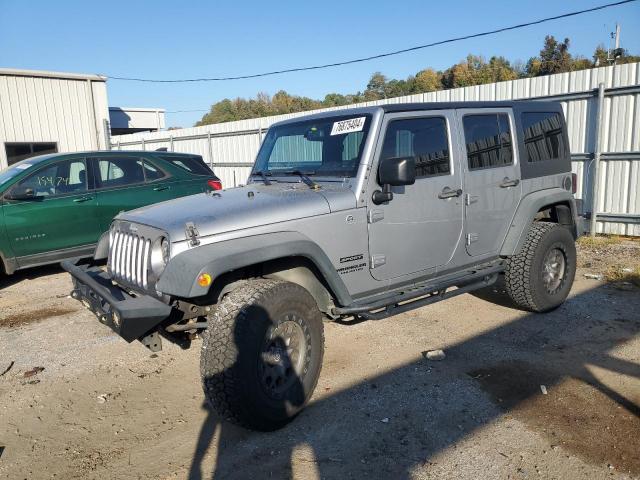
top-left (197, 273), bottom-right (212, 287)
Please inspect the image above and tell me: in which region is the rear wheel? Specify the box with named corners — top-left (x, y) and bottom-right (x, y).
top-left (200, 279), bottom-right (324, 431)
top-left (505, 222), bottom-right (576, 312)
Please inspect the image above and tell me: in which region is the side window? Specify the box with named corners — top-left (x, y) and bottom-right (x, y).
top-left (93, 157), bottom-right (145, 189)
top-left (141, 160), bottom-right (165, 181)
top-left (463, 113), bottom-right (513, 170)
top-left (381, 117), bottom-right (450, 178)
top-left (521, 112), bottom-right (567, 163)
top-left (15, 159), bottom-right (87, 197)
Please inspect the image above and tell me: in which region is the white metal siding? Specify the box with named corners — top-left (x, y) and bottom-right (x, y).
top-left (112, 63), bottom-right (640, 235)
top-left (0, 70), bottom-right (110, 168)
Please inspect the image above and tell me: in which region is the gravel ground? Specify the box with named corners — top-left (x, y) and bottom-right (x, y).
top-left (0, 242), bottom-right (638, 480)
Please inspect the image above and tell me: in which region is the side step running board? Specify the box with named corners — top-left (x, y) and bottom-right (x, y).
top-left (332, 266), bottom-right (501, 321)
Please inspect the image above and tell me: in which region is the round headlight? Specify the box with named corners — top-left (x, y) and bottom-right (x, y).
top-left (150, 237), bottom-right (170, 277)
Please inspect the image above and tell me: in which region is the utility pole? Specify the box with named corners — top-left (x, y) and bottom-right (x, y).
top-left (608, 23), bottom-right (623, 64)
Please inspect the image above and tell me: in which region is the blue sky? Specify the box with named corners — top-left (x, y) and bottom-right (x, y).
top-left (1, 0), bottom-right (639, 127)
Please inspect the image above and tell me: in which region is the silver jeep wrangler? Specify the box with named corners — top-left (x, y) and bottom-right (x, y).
top-left (64, 101), bottom-right (578, 430)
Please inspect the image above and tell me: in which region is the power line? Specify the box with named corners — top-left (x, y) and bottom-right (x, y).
top-left (103, 0), bottom-right (637, 83)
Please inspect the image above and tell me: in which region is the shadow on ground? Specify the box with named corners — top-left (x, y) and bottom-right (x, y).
top-left (186, 281), bottom-right (639, 479)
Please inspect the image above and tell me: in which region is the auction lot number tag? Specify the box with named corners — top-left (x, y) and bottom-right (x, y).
top-left (331, 117), bottom-right (366, 136)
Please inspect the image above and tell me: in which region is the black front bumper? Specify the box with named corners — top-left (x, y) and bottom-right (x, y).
top-left (62, 261), bottom-right (172, 342)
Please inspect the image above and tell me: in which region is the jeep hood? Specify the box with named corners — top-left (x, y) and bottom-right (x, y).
top-left (118, 183), bottom-right (356, 240)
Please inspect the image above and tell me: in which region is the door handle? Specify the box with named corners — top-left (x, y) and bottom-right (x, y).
top-left (73, 195), bottom-right (93, 203)
top-left (500, 177), bottom-right (520, 188)
top-left (438, 187), bottom-right (463, 199)
top-left (153, 185), bottom-right (170, 192)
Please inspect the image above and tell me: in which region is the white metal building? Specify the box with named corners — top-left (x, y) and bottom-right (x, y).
top-left (109, 107), bottom-right (166, 135)
top-left (0, 68), bottom-right (111, 169)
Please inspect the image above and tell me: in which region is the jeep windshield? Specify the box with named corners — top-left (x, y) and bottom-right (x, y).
top-left (253, 114), bottom-right (372, 178)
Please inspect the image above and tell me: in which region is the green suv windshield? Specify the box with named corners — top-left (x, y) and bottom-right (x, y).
top-left (0, 158), bottom-right (46, 189)
top-left (253, 114), bottom-right (372, 178)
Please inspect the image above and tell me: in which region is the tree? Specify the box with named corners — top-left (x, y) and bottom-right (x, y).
top-left (413, 68), bottom-right (442, 92)
top-left (593, 44), bottom-right (609, 66)
top-left (364, 72), bottom-right (388, 100)
top-left (528, 35), bottom-right (573, 76)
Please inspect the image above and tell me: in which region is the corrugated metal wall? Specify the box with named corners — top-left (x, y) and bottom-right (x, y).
top-left (0, 69), bottom-right (110, 169)
top-left (112, 62), bottom-right (640, 236)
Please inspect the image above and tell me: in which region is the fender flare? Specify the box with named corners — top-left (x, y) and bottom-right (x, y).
top-left (500, 188), bottom-right (578, 257)
top-left (156, 231), bottom-right (353, 305)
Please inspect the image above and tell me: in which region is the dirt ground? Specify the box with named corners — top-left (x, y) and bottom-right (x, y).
top-left (0, 239), bottom-right (639, 479)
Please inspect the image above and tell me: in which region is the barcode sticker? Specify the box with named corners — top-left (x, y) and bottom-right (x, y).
top-left (330, 117), bottom-right (366, 136)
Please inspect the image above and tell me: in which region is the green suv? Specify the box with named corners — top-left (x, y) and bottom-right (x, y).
top-left (0, 151), bottom-right (222, 275)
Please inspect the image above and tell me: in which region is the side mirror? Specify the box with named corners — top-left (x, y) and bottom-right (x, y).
top-left (5, 186), bottom-right (35, 201)
top-left (372, 156), bottom-right (416, 205)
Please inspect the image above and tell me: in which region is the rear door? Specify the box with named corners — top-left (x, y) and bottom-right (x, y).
top-left (3, 157), bottom-right (100, 259)
top-left (457, 109), bottom-right (521, 257)
top-left (367, 110), bottom-right (464, 280)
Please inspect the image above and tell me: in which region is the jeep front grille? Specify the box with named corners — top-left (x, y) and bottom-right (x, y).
top-left (108, 229), bottom-right (152, 289)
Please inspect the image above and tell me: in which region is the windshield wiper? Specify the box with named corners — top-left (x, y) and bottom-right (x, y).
top-left (282, 170), bottom-right (320, 190)
top-left (252, 170), bottom-right (272, 185)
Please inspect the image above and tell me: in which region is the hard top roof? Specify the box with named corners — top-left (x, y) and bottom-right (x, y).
top-left (271, 100), bottom-right (560, 127)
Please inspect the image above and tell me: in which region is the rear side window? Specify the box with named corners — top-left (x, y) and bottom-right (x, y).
top-left (463, 114), bottom-right (513, 170)
top-left (93, 157), bottom-right (145, 189)
top-left (142, 160), bottom-right (165, 181)
top-left (521, 112), bottom-right (567, 163)
top-left (381, 117), bottom-right (450, 178)
top-left (161, 155), bottom-right (212, 175)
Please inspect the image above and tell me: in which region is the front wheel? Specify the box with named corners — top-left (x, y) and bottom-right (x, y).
top-left (505, 222), bottom-right (576, 313)
top-left (200, 279), bottom-right (324, 431)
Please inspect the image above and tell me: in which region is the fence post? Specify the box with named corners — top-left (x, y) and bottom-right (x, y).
top-left (207, 132), bottom-right (213, 168)
top-left (590, 83), bottom-right (606, 237)
top-left (103, 119), bottom-right (112, 150)
top-left (169, 135), bottom-right (174, 152)
top-left (141, 138), bottom-right (146, 151)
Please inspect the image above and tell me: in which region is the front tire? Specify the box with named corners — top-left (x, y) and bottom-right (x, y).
top-left (505, 222), bottom-right (576, 313)
top-left (200, 279), bottom-right (324, 431)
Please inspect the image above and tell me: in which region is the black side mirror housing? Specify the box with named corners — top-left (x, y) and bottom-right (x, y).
top-left (372, 156), bottom-right (416, 205)
top-left (5, 186), bottom-right (35, 201)
top-left (379, 156), bottom-right (416, 186)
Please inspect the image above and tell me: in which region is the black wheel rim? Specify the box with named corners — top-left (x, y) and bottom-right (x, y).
top-left (542, 247), bottom-right (567, 294)
top-left (258, 316), bottom-right (307, 399)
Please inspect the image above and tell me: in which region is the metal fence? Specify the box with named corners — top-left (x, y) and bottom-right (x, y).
top-left (111, 62), bottom-right (640, 236)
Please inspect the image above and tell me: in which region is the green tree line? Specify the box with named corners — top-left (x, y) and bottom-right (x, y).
top-left (196, 36), bottom-right (639, 126)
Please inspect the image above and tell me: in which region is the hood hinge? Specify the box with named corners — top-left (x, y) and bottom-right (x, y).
top-left (185, 222), bottom-right (201, 247)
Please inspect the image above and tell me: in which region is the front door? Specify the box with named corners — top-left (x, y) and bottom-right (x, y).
top-left (457, 109), bottom-right (522, 257)
top-left (367, 111), bottom-right (464, 281)
top-left (3, 157), bottom-right (100, 260)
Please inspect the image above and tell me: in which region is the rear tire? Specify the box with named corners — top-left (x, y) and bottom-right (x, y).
top-left (200, 279), bottom-right (324, 431)
top-left (505, 222), bottom-right (576, 313)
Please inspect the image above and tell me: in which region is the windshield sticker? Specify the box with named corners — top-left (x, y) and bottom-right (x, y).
top-left (330, 117), bottom-right (366, 136)
top-left (15, 164), bottom-right (32, 170)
